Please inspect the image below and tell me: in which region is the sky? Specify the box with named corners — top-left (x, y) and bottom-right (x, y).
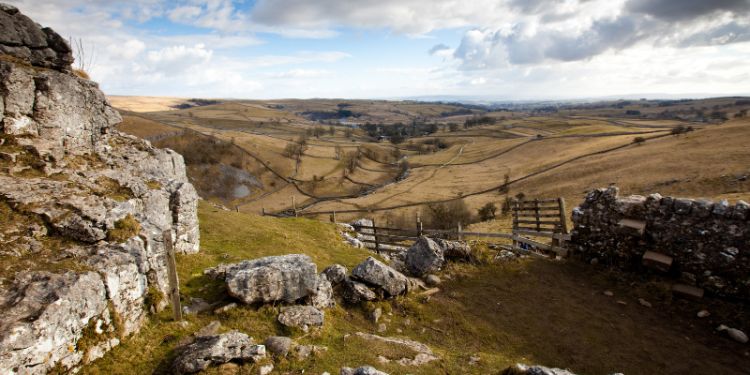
top-left (7, 0), bottom-right (750, 100)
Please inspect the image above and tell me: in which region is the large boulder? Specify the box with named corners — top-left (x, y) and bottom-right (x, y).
top-left (225, 254), bottom-right (318, 304)
top-left (172, 331), bottom-right (265, 374)
top-left (277, 305), bottom-right (325, 331)
top-left (352, 257), bottom-right (408, 296)
top-left (405, 237), bottom-right (445, 276)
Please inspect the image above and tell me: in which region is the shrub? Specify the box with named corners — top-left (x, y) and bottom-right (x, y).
top-left (73, 69), bottom-right (90, 80)
top-left (477, 202), bottom-right (498, 221)
top-left (425, 199), bottom-right (473, 230)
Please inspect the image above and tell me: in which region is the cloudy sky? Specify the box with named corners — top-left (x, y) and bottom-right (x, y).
top-left (8, 0), bottom-right (750, 100)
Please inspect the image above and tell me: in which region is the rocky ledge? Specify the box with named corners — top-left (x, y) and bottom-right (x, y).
top-left (0, 4), bottom-right (200, 374)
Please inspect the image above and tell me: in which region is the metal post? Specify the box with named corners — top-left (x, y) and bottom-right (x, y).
top-left (163, 231), bottom-right (182, 321)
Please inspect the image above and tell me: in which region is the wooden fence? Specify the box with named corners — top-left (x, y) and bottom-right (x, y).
top-left (349, 197), bottom-right (571, 257)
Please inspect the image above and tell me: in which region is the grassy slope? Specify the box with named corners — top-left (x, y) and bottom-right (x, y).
top-left (84, 202), bottom-right (749, 375)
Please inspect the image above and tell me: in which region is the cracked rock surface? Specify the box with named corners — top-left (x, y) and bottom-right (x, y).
top-left (0, 3), bottom-right (200, 373)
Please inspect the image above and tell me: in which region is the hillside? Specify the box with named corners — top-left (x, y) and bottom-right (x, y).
top-left (84, 202), bottom-right (750, 374)
top-left (113, 96), bottom-right (750, 230)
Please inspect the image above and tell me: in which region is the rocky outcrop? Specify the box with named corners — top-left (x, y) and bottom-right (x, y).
top-left (223, 254), bottom-right (318, 304)
top-left (571, 186), bottom-right (750, 300)
top-left (172, 331), bottom-right (265, 374)
top-left (0, 4), bottom-right (200, 373)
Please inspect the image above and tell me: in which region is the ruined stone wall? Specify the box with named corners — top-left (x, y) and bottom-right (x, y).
top-left (570, 186), bottom-right (750, 300)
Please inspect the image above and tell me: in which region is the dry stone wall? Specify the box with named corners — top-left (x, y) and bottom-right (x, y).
top-left (570, 186), bottom-right (750, 300)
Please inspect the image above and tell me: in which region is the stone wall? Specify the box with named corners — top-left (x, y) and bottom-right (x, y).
top-left (0, 3), bottom-right (200, 373)
top-left (570, 186), bottom-right (749, 300)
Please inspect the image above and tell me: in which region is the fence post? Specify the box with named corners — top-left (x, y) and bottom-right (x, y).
top-left (163, 230), bottom-right (182, 321)
top-left (372, 218), bottom-right (379, 254)
top-left (235, 205), bottom-right (239, 213)
top-left (262, 207), bottom-right (266, 216)
top-left (557, 197), bottom-right (569, 234)
top-left (416, 213), bottom-right (423, 237)
top-left (330, 211), bottom-right (337, 223)
top-left (457, 222), bottom-right (463, 241)
top-left (512, 199), bottom-right (519, 248)
top-left (534, 198), bottom-right (541, 232)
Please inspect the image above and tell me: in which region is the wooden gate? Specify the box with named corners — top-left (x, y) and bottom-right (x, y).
top-left (511, 198), bottom-right (570, 256)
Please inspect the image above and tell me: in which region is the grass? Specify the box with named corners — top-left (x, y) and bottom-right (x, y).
top-left (83, 202), bottom-right (750, 374)
top-left (107, 214), bottom-right (141, 243)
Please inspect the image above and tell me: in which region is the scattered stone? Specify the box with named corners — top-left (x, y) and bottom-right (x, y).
top-left (172, 331), bottom-right (265, 374)
top-left (377, 323), bottom-right (387, 333)
top-left (294, 344), bottom-right (328, 360)
top-left (323, 264), bottom-right (348, 285)
top-left (214, 303), bottom-right (238, 314)
top-left (353, 332), bottom-right (438, 366)
top-left (341, 278), bottom-right (378, 304)
top-left (340, 366), bottom-right (389, 375)
top-left (424, 274), bottom-right (441, 286)
top-left (469, 355), bottom-right (481, 365)
top-left (499, 363), bottom-right (579, 375)
top-left (277, 305), bottom-right (324, 331)
top-left (195, 321), bottom-right (222, 338)
top-left (717, 325), bottom-right (749, 344)
top-left (638, 298), bottom-right (652, 308)
top-left (225, 254), bottom-right (318, 304)
top-left (603, 291), bottom-right (614, 297)
top-left (371, 307), bottom-right (382, 323)
top-left (259, 364), bottom-right (274, 375)
top-left (697, 310), bottom-right (711, 318)
top-left (405, 237), bottom-right (445, 276)
top-left (352, 257), bottom-right (408, 296)
top-left (616, 300), bottom-right (627, 306)
top-left (264, 336), bottom-right (293, 357)
top-left (672, 284), bottom-right (704, 299)
top-left (183, 297), bottom-right (212, 315)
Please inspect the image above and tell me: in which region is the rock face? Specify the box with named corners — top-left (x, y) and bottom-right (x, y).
top-left (352, 257), bottom-right (408, 296)
top-left (172, 331), bottom-right (265, 374)
top-left (571, 186), bottom-right (750, 300)
top-left (0, 4), bottom-right (200, 373)
top-left (405, 237), bottom-right (445, 276)
top-left (224, 254), bottom-right (318, 304)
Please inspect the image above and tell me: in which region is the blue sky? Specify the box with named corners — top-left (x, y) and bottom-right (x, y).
top-left (8, 0), bottom-right (750, 100)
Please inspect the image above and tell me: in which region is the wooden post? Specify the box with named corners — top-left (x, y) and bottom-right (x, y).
top-left (557, 197), bottom-right (569, 234)
top-left (235, 205), bottom-right (239, 213)
top-left (534, 199), bottom-right (541, 232)
top-left (512, 200), bottom-right (519, 248)
top-left (330, 211), bottom-right (337, 223)
top-left (372, 218), bottom-right (379, 254)
top-left (457, 222), bottom-right (463, 241)
top-left (163, 231), bottom-right (182, 321)
top-left (262, 207), bottom-right (266, 216)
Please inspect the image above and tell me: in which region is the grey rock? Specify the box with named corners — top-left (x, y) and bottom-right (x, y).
top-left (225, 254), bottom-right (318, 304)
top-left (500, 363), bottom-right (579, 375)
top-left (370, 307), bottom-right (382, 323)
top-left (0, 4), bottom-right (73, 70)
top-left (195, 321), bottom-right (221, 338)
top-left (172, 331), bottom-right (265, 374)
top-left (340, 365), bottom-right (390, 375)
top-left (277, 305), bottom-right (324, 331)
top-left (322, 264), bottom-right (348, 285)
top-left (293, 344), bottom-right (327, 360)
top-left (433, 238), bottom-right (472, 260)
top-left (424, 274), bottom-right (441, 286)
top-left (311, 274), bottom-right (335, 309)
top-left (405, 237), bottom-right (445, 276)
top-left (352, 257), bottom-right (408, 296)
top-left (264, 336), bottom-right (293, 357)
top-left (341, 278), bottom-right (378, 304)
top-left (259, 364), bottom-right (274, 375)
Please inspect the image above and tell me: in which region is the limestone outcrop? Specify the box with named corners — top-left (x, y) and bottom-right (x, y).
top-left (222, 254), bottom-right (318, 304)
top-left (0, 4), bottom-right (200, 373)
